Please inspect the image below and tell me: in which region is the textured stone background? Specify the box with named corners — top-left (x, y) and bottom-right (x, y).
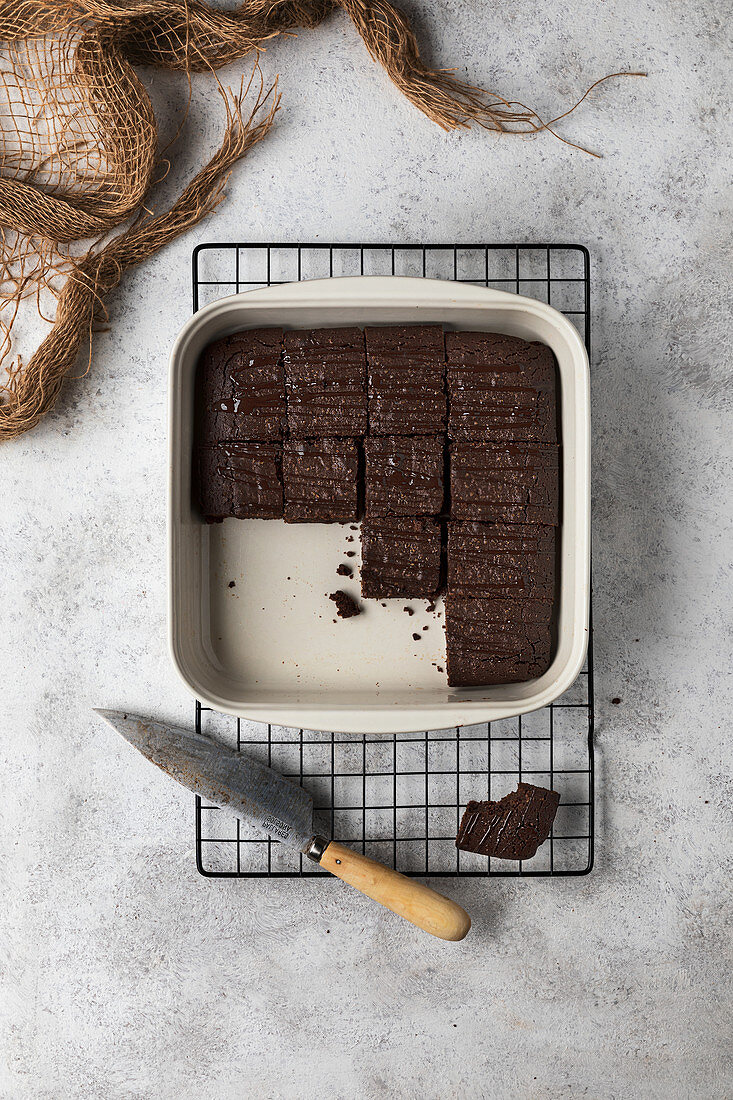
top-left (1, 1), bottom-right (731, 1097)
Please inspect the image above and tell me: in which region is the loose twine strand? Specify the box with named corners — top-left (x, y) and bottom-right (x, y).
top-left (0, 0), bottom-right (645, 441)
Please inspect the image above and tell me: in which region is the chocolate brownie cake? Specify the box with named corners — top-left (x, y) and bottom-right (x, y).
top-left (447, 522), bottom-right (555, 600)
top-left (446, 331), bottom-right (556, 443)
top-left (444, 596), bottom-right (553, 685)
top-left (455, 782), bottom-right (560, 859)
top-left (196, 327), bottom-right (285, 443)
top-left (282, 439), bottom-right (359, 523)
top-left (364, 435), bottom-right (444, 516)
top-left (194, 322), bottom-right (561, 687)
top-left (197, 441), bottom-right (282, 521)
top-left (450, 441), bottom-right (559, 524)
top-left (283, 327), bottom-right (366, 437)
top-left (361, 517), bottom-right (441, 599)
top-left (366, 324), bottom-right (446, 435)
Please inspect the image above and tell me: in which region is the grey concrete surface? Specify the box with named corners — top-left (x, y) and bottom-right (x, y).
top-left (1, 1), bottom-right (731, 1097)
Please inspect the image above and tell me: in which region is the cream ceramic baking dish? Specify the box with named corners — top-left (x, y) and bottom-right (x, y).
top-left (168, 276), bottom-right (589, 734)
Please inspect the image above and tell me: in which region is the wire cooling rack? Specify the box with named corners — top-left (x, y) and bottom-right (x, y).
top-left (192, 243), bottom-right (594, 878)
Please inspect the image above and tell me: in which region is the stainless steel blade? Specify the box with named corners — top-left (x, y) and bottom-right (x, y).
top-left (95, 710), bottom-right (315, 851)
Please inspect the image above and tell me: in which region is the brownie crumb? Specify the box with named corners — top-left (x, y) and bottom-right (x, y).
top-left (612, 697), bottom-right (621, 705)
top-left (403, 606), bottom-right (414, 616)
top-left (422, 625), bottom-right (429, 631)
top-left (228, 581), bottom-right (236, 588)
top-left (350, 525), bottom-right (358, 531)
top-left (345, 550), bottom-right (356, 558)
top-left (346, 535), bottom-right (355, 542)
top-left (437, 665), bottom-right (444, 673)
top-left (329, 591), bottom-right (362, 618)
top-left (426, 599), bottom-right (436, 613)
top-left (336, 563), bottom-right (353, 578)
top-left (412, 632), bottom-right (421, 641)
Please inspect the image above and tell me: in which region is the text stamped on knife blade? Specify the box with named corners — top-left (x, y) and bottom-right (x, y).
top-left (261, 817), bottom-right (292, 841)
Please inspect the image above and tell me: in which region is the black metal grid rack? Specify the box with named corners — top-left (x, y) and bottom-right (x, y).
top-left (192, 243), bottom-right (594, 878)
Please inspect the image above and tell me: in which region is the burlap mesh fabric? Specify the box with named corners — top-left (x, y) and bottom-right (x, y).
top-left (0, 0), bottom-right (642, 440)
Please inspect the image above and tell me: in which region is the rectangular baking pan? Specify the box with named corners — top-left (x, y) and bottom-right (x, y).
top-left (168, 275), bottom-right (590, 734)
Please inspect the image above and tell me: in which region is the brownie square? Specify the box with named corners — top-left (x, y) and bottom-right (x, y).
top-left (361, 517), bottom-right (441, 599)
top-left (364, 435), bottom-right (444, 517)
top-left (197, 441), bottom-right (282, 520)
top-left (447, 522), bottom-right (555, 600)
top-left (282, 439), bottom-right (359, 523)
top-left (366, 324), bottom-right (446, 434)
top-left (196, 327), bottom-right (285, 443)
top-left (445, 597), bottom-right (553, 686)
top-left (446, 331), bottom-right (556, 443)
top-left (456, 782), bottom-right (560, 859)
top-left (283, 327), bottom-right (366, 437)
top-left (450, 442), bottom-right (559, 524)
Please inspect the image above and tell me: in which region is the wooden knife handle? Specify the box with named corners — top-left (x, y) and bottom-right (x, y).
top-left (319, 841), bottom-right (471, 941)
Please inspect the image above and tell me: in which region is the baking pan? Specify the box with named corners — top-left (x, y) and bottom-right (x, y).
top-left (168, 276), bottom-right (590, 734)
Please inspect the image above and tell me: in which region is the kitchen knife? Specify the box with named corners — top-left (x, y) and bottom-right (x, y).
top-left (95, 710), bottom-right (470, 941)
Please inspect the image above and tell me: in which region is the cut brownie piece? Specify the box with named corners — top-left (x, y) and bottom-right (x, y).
top-left (361, 517), bottom-right (441, 599)
top-left (364, 435), bottom-right (444, 517)
top-left (455, 782), bottom-right (560, 859)
top-left (445, 596), bottom-right (552, 685)
top-left (446, 331), bottom-right (556, 443)
top-left (447, 522), bottom-right (555, 600)
top-left (196, 327), bottom-right (285, 443)
top-left (283, 327), bottom-right (366, 437)
top-left (366, 324), bottom-right (446, 434)
top-left (197, 441), bottom-right (282, 520)
top-left (450, 442), bottom-right (559, 524)
top-left (282, 439), bottom-right (359, 523)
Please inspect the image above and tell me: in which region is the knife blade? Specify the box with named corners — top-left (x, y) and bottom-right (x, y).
top-left (95, 709), bottom-right (470, 941)
top-left (94, 709), bottom-right (315, 852)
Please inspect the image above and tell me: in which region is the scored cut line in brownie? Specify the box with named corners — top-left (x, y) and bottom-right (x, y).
top-left (450, 441), bottom-right (559, 524)
top-left (361, 517), bottom-right (442, 599)
top-left (196, 327), bottom-right (285, 443)
top-left (447, 521), bottom-right (556, 599)
top-left (283, 327), bottom-right (367, 438)
top-left (366, 324), bottom-right (446, 435)
top-left (197, 441), bottom-right (282, 520)
top-left (446, 331), bottom-right (556, 444)
top-left (364, 435), bottom-right (444, 517)
top-left (445, 596), bottom-right (553, 686)
top-left (282, 438), bottom-right (359, 523)
top-left (455, 782), bottom-right (560, 860)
